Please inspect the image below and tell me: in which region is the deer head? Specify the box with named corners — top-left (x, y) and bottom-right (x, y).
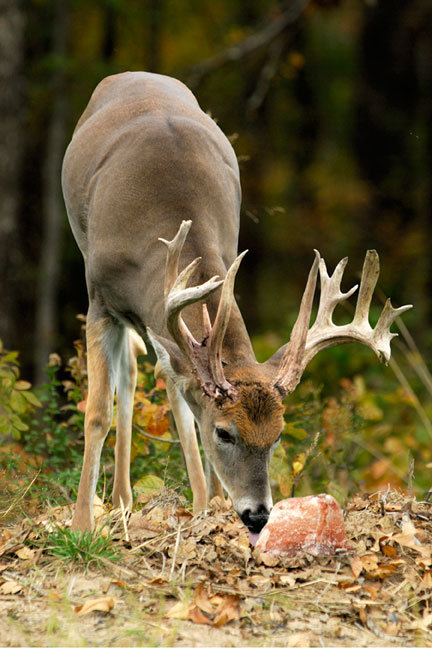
top-left (147, 221), bottom-right (412, 533)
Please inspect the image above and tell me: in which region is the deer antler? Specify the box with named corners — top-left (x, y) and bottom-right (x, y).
top-left (158, 220), bottom-right (245, 401)
top-left (272, 249), bottom-right (413, 396)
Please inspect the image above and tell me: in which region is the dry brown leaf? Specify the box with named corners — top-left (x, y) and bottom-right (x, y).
top-left (351, 556), bottom-right (363, 578)
top-left (15, 546), bottom-right (35, 561)
top-left (409, 610), bottom-right (432, 631)
top-left (0, 580), bottom-right (23, 595)
top-left (214, 534), bottom-right (227, 548)
top-left (392, 521), bottom-right (421, 551)
top-left (338, 581), bottom-right (362, 592)
top-left (165, 600), bottom-right (190, 620)
top-left (93, 494), bottom-right (106, 520)
top-left (195, 583), bottom-right (215, 615)
top-left (360, 554), bottom-right (379, 572)
top-left (361, 583), bottom-right (381, 599)
top-left (75, 596), bottom-right (115, 616)
top-left (213, 594), bottom-right (240, 627)
top-left (346, 495), bottom-right (370, 511)
top-left (366, 563), bottom-right (398, 580)
top-left (392, 521), bottom-right (432, 567)
top-left (380, 542), bottom-right (398, 558)
top-left (279, 574), bottom-right (297, 587)
top-left (188, 606), bottom-right (213, 625)
top-left (418, 570), bottom-right (432, 592)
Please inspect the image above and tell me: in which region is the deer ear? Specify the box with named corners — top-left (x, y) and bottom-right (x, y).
top-left (146, 327), bottom-right (193, 383)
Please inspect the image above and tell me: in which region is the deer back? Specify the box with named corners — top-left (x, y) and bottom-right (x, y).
top-left (62, 72), bottom-right (244, 346)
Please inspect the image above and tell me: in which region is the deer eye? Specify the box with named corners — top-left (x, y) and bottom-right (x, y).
top-left (215, 428), bottom-right (235, 444)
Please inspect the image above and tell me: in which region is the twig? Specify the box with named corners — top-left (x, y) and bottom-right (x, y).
top-left (133, 424), bottom-right (180, 444)
top-left (366, 616), bottom-right (407, 644)
top-left (389, 355), bottom-right (432, 440)
top-left (119, 497), bottom-right (130, 543)
top-left (247, 37), bottom-right (285, 117)
top-left (169, 523), bottom-right (183, 581)
top-left (0, 470), bottom-right (40, 520)
top-left (186, 0), bottom-right (309, 88)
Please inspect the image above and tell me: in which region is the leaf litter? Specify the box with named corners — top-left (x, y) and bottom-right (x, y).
top-left (0, 488), bottom-right (432, 646)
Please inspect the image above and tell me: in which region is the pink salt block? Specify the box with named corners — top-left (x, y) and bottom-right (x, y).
top-left (254, 494), bottom-right (351, 556)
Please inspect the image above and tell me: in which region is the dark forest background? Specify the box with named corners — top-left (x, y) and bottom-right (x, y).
top-left (1, 0), bottom-right (431, 383)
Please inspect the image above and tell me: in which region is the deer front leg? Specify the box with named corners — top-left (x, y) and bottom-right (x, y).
top-left (72, 317), bottom-right (118, 531)
top-left (205, 461), bottom-right (224, 502)
top-left (161, 369), bottom-right (207, 513)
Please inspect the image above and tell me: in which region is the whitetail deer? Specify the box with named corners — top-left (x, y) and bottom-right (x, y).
top-left (62, 72), bottom-right (412, 533)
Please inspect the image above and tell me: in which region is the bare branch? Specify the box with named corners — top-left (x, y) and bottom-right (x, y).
top-left (187, 0), bottom-right (309, 89)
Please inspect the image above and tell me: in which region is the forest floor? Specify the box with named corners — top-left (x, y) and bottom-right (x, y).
top-left (0, 488), bottom-right (432, 647)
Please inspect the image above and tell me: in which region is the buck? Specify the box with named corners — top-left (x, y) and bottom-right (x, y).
top-left (62, 71), bottom-right (412, 533)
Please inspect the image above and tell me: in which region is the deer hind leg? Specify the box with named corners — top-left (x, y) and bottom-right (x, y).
top-left (72, 315), bottom-right (123, 532)
top-left (159, 367), bottom-right (207, 513)
top-left (112, 329), bottom-right (146, 512)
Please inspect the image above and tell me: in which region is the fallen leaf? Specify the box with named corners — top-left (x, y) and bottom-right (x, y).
top-left (165, 600), bottom-right (190, 620)
top-left (362, 582), bottom-right (381, 599)
top-left (93, 494), bottom-right (106, 520)
top-left (366, 563), bottom-right (398, 580)
top-left (195, 583), bottom-right (215, 615)
top-left (15, 546), bottom-right (35, 561)
top-left (409, 610), bottom-right (432, 631)
top-left (279, 574), bottom-right (296, 587)
top-left (360, 554), bottom-right (379, 572)
top-left (213, 594), bottom-right (240, 627)
top-left (338, 581), bottom-right (362, 592)
top-left (0, 580), bottom-right (23, 595)
top-left (189, 606), bottom-right (213, 625)
top-left (380, 542), bottom-right (398, 558)
top-left (351, 556), bottom-right (363, 578)
top-left (133, 474), bottom-right (164, 499)
top-left (75, 596), bottom-right (115, 616)
top-left (418, 570), bottom-right (432, 592)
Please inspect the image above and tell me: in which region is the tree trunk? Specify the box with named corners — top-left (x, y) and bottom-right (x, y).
top-left (34, 0), bottom-right (68, 383)
top-left (0, 0), bottom-right (25, 349)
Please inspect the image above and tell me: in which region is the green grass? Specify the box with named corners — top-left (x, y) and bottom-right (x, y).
top-left (40, 526), bottom-right (120, 569)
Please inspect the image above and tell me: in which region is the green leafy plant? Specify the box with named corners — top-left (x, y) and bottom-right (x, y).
top-left (0, 340), bottom-right (41, 438)
top-left (41, 525), bottom-right (120, 568)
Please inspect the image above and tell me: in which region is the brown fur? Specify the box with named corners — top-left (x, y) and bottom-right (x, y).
top-left (219, 369), bottom-right (285, 448)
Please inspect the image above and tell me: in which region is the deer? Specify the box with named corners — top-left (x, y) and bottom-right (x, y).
top-left (62, 71), bottom-right (412, 534)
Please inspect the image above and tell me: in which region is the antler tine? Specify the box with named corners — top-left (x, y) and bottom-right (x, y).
top-left (352, 250), bottom-right (379, 327)
top-left (272, 250), bottom-right (320, 394)
top-left (311, 256), bottom-right (358, 330)
top-left (372, 298), bottom-right (413, 363)
top-left (159, 220), bottom-right (247, 402)
top-left (303, 250), bottom-right (413, 367)
top-left (160, 220), bottom-right (224, 357)
top-left (159, 219), bottom-right (193, 299)
top-left (208, 250), bottom-right (248, 390)
top-left (272, 249), bottom-right (413, 396)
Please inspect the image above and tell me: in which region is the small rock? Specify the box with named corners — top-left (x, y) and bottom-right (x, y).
top-left (254, 494), bottom-right (351, 556)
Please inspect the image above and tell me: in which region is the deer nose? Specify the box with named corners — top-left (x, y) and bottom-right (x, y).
top-left (240, 505), bottom-right (269, 533)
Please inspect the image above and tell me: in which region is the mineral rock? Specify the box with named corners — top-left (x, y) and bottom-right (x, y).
top-left (254, 494), bottom-right (351, 556)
